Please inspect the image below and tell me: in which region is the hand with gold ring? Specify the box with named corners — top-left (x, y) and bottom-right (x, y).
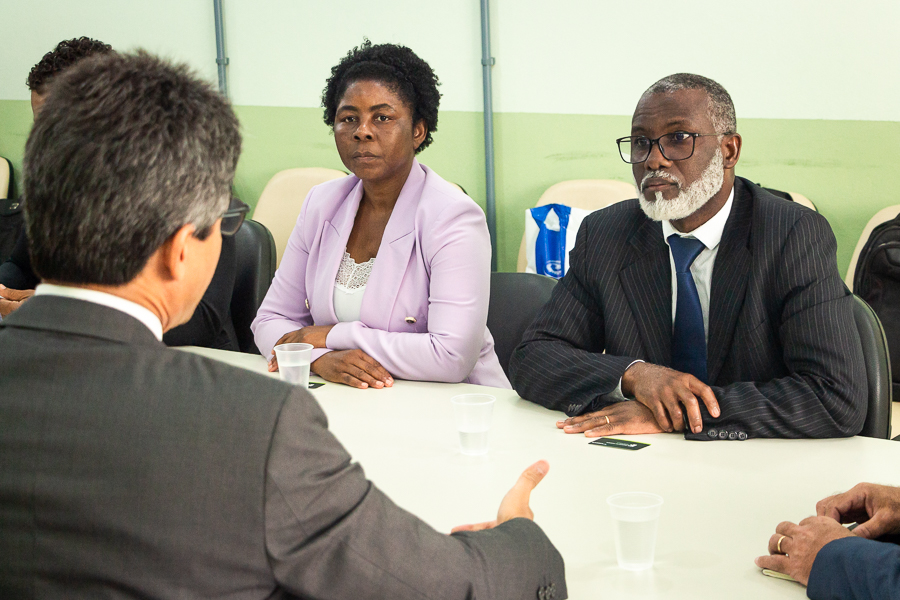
top-left (556, 400), bottom-right (665, 437)
top-left (755, 517), bottom-right (855, 586)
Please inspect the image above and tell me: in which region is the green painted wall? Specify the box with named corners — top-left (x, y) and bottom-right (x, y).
top-left (2, 98), bottom-right (898, 276)
top-left (0, 101), bottom-right (30, 199)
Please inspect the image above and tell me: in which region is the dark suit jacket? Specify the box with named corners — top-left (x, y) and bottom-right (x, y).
top-left (0, 229), bottom-right (238, 350)
top-left (509, 177), bottom-right (866, 440)
top-left (0, 296), bottom-right (566, 599)
top-left (808, 536), bottom-right (900, 599)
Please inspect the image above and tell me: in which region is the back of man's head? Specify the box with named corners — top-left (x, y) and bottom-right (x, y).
top-left (643, 73), bottom-right (737, 135)
top-left (24, 51), bottom-right (242, 286)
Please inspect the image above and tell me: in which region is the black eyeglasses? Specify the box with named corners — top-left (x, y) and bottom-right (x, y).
top-left (220, 197), bottom-right (250, 236)
top-left (616, 132), bottom-right (723, 164)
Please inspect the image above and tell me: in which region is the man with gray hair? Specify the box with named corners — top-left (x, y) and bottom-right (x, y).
top-left (510, 73), bottom-right (865, 441)
top-left (0, 37), bottom-right (241, 352)
top-left (0, 51), bottom-right (566, 598)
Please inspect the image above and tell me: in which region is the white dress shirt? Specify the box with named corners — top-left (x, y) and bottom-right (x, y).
top-left (609, 186), bottom-right (734, 402)
top-left (662, 186), bottom-right (735, 341)
top-left (34, 283), bottom-right (164, 340)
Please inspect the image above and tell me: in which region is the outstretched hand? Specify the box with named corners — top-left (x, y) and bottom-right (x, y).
top-left (0, 285), bottom-right (34, 318)
top-left (451, 460), bottom-right (549, 533)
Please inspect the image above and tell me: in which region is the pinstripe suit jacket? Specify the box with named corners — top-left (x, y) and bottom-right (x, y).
top-left (509, 177), bottom-right (866, 440)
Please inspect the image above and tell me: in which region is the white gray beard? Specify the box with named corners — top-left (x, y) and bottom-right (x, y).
top-left (637, 148), bottom-right (725, 222)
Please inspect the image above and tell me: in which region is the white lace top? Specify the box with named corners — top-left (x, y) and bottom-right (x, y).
top-left (333, 250), bottom-right (375, 322)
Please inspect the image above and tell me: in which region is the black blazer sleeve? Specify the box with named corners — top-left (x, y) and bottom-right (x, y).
top-left (265, 388), bottom-right (567, 600)
top-left (509, 218), bottom-right (640, 416)
top-left (808, 536), bottom-right (900, 599)
top-left (0, 229), bottom-right (39, 290)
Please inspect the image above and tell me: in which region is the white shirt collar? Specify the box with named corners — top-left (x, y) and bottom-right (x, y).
top-left (662, 185), bottom-right (735, 249)
top-left (34, 283), bottom-right (164, 341)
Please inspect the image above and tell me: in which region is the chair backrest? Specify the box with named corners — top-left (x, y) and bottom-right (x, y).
top-left (230, 219), bottom-right (277, 354)
top-left (761, 187), bottom-right (817, 212)
top-left (786, 191), bottom-right (816, 212)
top-left (852, 294), bottom-right (893, 439)
top-left (0, 157), bottom-right (10, 199)
top-left (253, 167), bottom-right (346, 267)
top-left (517, 179), bottom-right (635, 271)
top-left (845, 205), bottom-right (900, 289)
top-left (487, 272), bottom-right (558, 376)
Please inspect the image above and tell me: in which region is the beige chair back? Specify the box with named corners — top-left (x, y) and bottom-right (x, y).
top-left (0, 158), bottom-right (9, 200)
top-left (253, 167), bottom-right (347, 266)
top-left (517, 179), bottom-right (635, 272)
top-left (845, 204), bottom-right (900, 290)
top-left (787, 191), bottom-right (816, 211)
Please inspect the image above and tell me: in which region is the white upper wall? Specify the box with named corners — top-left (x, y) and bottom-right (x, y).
top-left (0, 0), bottom-right (217, 98)
top-left (492, 0), bottom-right (900, 121)
top-left (1, 0), bottom-right (897, 121)
top-left (225, 0), bottom-right (483, 112)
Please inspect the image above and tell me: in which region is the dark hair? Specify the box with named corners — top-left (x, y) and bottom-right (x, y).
top-left (322, 40), bottom-right (441, 153)
top-left (644, 73), bottom-right (737, 134)
top-left (26, 37), bottom-right (113, 93)
top-left (24, 51), bottom-right (241, 285)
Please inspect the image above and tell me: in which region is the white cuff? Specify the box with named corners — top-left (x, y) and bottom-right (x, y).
top-left (611, 359), bottom-right (645, 400)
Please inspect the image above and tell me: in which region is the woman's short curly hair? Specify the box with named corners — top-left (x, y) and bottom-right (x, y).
top-left (322, 41), bottom-right (441, 153)
top-left (27, 37), bottom-right (113, 93)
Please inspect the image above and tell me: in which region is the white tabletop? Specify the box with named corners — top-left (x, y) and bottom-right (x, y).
top-left (179, 346), bottom-right (900, 599)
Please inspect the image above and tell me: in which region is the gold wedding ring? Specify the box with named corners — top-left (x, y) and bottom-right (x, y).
top-left (605, 415), bottom-right (611, 426)
top-left (777, 535), bottom-right (786, 554)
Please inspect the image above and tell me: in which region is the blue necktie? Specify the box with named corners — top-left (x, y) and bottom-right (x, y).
top-left (668, 234), bottom-right (707, 383)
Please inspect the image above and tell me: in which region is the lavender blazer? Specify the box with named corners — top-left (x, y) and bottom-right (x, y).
top-left (251, 160), bottom-right (510, 388)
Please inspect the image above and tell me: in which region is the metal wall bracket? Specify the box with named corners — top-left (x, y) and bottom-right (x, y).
top-left (213, 0), bottom-right (229, 97)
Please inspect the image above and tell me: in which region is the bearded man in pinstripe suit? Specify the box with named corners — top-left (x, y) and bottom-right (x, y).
top-left (509, 73), bottom-right (866, 441)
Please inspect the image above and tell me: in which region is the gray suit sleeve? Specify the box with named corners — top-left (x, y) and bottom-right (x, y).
top-left (264, 389), bottom-right (567, 599)
top-left (509, 220), bottom-right (639, 416)
top-left (686, 212), bottom-right (867, 440)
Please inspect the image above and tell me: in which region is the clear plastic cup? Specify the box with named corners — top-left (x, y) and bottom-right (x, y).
top-left (451, 394), bottom-right (496, 456)
top-left (273, 343), bottom-right (314, 388)
top-left (607, 492), bottom-right (664, 571)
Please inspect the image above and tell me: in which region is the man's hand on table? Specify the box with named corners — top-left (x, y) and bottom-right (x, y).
top-left (557, 400), bottom-right (665, 436)
top-left (451, 460), bottom-right (549, 533)
top-left (310, 349), bottom-right (393, 390)
top-left (621, 362), bottom-right (720, 433)
top-left (0, 285), bottom-right (35, 318)
top-left (816, 483), bottom-right (900, 539)
top-left (555, 361), bottom-right (721, 436)
top-left (755, 517), bottom-right (855, 586)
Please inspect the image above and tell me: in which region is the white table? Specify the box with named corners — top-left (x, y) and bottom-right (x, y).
top-left (180, 346), bottom-right (900, 599)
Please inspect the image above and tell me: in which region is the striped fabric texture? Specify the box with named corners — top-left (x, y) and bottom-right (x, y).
top-left (509, 177), bottom-right (867, 440)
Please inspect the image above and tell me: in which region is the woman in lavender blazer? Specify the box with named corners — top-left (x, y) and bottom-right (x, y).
top-left (251, 41), bottom-right (509, 389)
